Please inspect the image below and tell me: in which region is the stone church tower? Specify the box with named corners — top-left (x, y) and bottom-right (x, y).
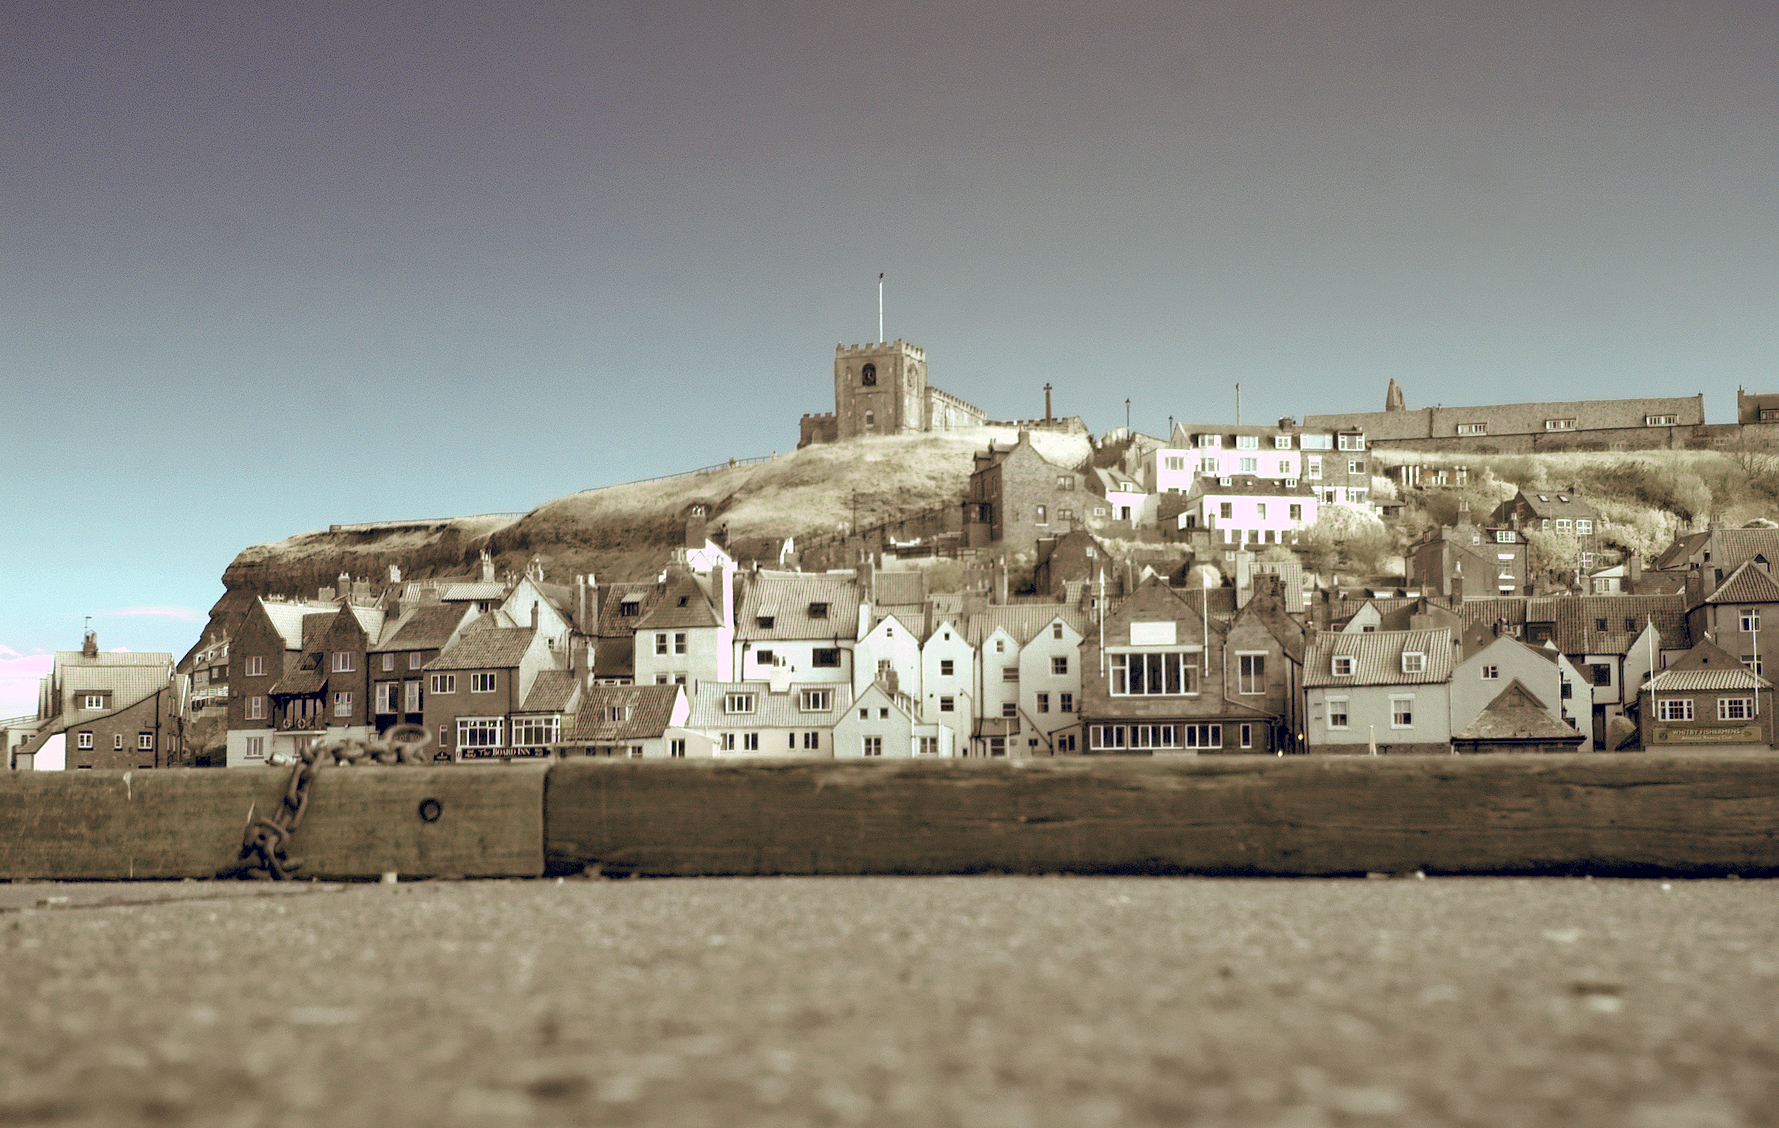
top-left (833, 340), bottom-right (929, 438)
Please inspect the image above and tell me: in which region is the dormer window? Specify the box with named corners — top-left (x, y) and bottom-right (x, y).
top-left (619, 597), bottom-right (640, 617)
top-left (808, 602), bottom-right (829, 619)
top-left (1274, 436), bottom-right (1291, 449)
top-left (756, 614), bottom-right (775, 629)
top-left (677, 596), bottom-right (689, 607)
top-left (724, 692), bottom-right (757, 715)
top-left (1402, 652), bottom-right (1425, 674)
top-left (1236, 435), bottom-right (1259, 450)
top-left (1332, 656), bottom-right (1355, 676)
top-left (606, 705), bottom-right (632, 722)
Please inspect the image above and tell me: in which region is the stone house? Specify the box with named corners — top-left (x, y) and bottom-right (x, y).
top-left (1079, 576), bottom-right (1293, 755)
top-left (1684, 559), bottom-right (1779, 682)
top-left (225, 597), bottom-right (338, 767)
top-left (16, 631), bottom-right (182, 770)
top-left (1638, 638), bottom-right (1775, 753)
top-left (1490, 486), bottom-right (1602, 570)
top-left (1303, 628), bottom-right (1458, 755)
top-left (965, 431), bottom-right (1088, 554)
top-left (633, 565), bottom-right (735, 689)
top-left (1407, 505), bottom-right (1527, 599)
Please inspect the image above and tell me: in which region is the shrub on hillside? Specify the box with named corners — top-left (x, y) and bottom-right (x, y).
top-left (1524, 530), bottom-right (1583, 577)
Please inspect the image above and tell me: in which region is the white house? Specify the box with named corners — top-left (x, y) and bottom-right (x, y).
top-left (733, 571), bottom-right (863, 686)
top-left (852, 612), bottom-right (923, 704)
top-left (831, 682), bottom-right (954, 758)
top-left (1178, 475), bottom-right (1319, 547)
top-left (681, 677), bottom-right (853, 758)
top-left (919, 619), bottom-right (975, 750)
top-left (1303, 628), bottom-right (1458, 755)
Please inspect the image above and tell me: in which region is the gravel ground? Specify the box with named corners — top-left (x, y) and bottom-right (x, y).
top-left (1, 876), bottom-right (1774, 1127)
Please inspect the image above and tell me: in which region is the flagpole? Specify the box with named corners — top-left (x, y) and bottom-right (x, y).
top-left (878, 273), bottom-right (884, 343)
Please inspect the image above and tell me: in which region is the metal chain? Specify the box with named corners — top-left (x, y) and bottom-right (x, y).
top-left (232, 723), bottom-right (433, 880)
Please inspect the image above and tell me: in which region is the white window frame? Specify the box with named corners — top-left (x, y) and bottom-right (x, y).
top-left (247, 696), bottom-right (264, 720)
top-left (1741, 609), bottom-right (1761, 633)
top-left (138, 733), bottom-right (153, 751)
top-left (1402, 652), bottom-right (1425, 674)
top-left (334, 691), bottom-right (353, 717)
top-left (1326, 697), bottom-right (1349, 729)
top-left (863, 736), bottom-right (882, 757)
top-left (430, 674), bottom-right (456, 694)
top-left (381, 653), bottom-right (395, 672)
top-left (1457, 423), bottom-right (1487, 436)
top-left (1331, 656), bottom-right (1355, 677)
top-left (1108, 652), bottom-right (1200, 696)
top-left (1183, 724), bottom-right (1221, 749)
top-left (1481, 665), bottom-right (1499, 680)
top-left (1051, 656), bottom-right (1068, 676)
top-left (246, 737), bottom-right (264, 759)
top-left (1237, 653), bottom-right (1266, 695)
top-left (1717, 697), bottom-right (1754, 721)
top-left (1390, 696), bottom-right (1415, 729)
top-left (1657, 698), bottom-right (1693, 722)
top-left (512, 716), bottom-right (559, 747)
top-left (332, 652), bottom-right (354, 672)
top-left (245, 656), bottom-right (266, 677)
top-left (456, 717), bottom-right (503, 749)
top-left (799, 689), bottom-right (832, 712)
top-left (376, 683), bottom-right (398, 714)
top-left (404, 681), bottom-right (422, 712)
top-left (1544, 418), bottom-right (1576, 431)
top-left (725, 692), bottom-right (758, 715)
top-left (470, 672), bottom-right (497, 694)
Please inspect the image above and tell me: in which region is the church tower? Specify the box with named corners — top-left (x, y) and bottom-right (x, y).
top-left (834, 339), bottom-right (929, 439)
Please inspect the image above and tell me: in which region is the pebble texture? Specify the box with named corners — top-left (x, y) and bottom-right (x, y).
top-left (1, 876), bottom-right (1774, 1126)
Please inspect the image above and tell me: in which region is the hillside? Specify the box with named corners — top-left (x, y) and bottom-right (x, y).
top-left (201, 427), bottom-right (1092, 640)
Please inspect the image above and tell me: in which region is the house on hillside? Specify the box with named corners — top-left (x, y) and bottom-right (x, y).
top-left (733, 570), bottom-right (863, 687)
top-left (1638, 638), bottom-right (1775, 753)
top-left (1176, 475), bottom-right (1317, 548)
top-left (965, 431), bottom-right (1088, 554)
top-left (1490, 486), bottom-right (1602, 569)
top-left (367, 602), bottom-right (481, 738)
top-left (967, 604), bottom-right (1088, 756)
top-left (633, 565), bottom-right (735, 688)
top-left (1407, 505), bottom-right (1527, 599)
top-left (1684, 559), bottom-right (1779, 684)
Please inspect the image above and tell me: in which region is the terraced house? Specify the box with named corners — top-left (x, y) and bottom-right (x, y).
top-left (1303, 628), bottom-right (1458, 755)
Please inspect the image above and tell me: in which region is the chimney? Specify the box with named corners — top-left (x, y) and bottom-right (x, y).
top-left (480, 549), bottom-right (495, 582)
top-left (318, 586), bottom-right (336, 602)
top-left (1626, 553), bottom-right (1642, 595)
top-left (530, 602), bottom-right (540, 630)
top-left (1450, 558), bottom-right (1464, 604)
top-left (1456, 502), bottom-right (1472, 528)
top-left (82, 630), bottom-right (98, 658)
top-left (338, 572), bottom-right (351, 597)
top-left (686, 505), bottom-right (708, 549)
top-left (1044, 382), bottom-right (1053, 423)
top-left (1278, 417), bottom-right (1295, 431)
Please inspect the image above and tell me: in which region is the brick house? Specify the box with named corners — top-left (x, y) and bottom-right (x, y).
top-left (562, 683), bottom-right (690, 758)
top-left (966, 431), bottom-right (1088, 554)
top-left (367, 603), bottom-right (480, 738)
top-left (1684, 559), bottom-right (1779, 682)
top-left (1079, 575), bottom-right (1292, 755)
top-left (1408, 505), bottom-right (1528, 599)
top-left (226, 599), bottom-right (384, 768)
top-left (1637, 638), bottom-right (1775, 753)
top-left (1490, 486), bottom-right (1603, 570)
top-left (423, 622), bottom-right (558, 761)
top-left (16, 631), bottom-right (182, 770)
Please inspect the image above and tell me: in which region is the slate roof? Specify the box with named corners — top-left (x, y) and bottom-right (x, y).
top-left (634, 572), bottom-right (722, 630)
top-left (568, 685), bottom-right (683, 742)
top-left (872, 572), bottom-right (927, 607)
top-left (964, 604), bottom-right (1089, 647)
top-left (57, 665), bottom-right (173, 711)
top-left (260, 600), bottom-right (331, 650)
top-left (1453, 681), bottom-right (1584, 743)
top-left (1499, 488), bottom-right (1596, 521)
top-left (518, 669), bottom-right (579, 713)
top-left (594, 581), bottom-right (664, 639)
top-left (373, 604), bottom-right (474, 653)
top-left (1651, 532), bottom-right (1710, 571)
top-left (685, 681), bottom-right (852, 729)
top-left (1303, 628), bottom-right (1456, 688)
top-left (1700, 560), bottom-right (1779, 606)
top-left (441, 582), bottom-right (507, 602)
top-left (428, 625), bottom-right (537, 671)
top-left (736, 572), bottom-right (862, 641)
top-left (1699, 528), bottom-right (1779, 573)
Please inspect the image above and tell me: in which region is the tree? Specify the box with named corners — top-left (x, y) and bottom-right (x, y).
top-left (1524, 530), bottom-right (1582, 578)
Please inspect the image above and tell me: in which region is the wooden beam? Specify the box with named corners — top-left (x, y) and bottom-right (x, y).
top-left (0, 765), bottom-right (545, 880)
top-left (544, 754), bottom-right (1779, 878)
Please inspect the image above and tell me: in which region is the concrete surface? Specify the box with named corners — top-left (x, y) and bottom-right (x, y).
top-left (1, 876), bottom-right (1774, 1127)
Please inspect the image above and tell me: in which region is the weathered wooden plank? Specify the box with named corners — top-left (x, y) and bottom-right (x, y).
top-left (0, 765), bottom-right (546, 880)
top-left (543, 754), bottom-right (1779, 878)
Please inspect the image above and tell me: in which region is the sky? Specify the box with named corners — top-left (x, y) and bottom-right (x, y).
top-left (4, 1), bottom-right (1778, 716)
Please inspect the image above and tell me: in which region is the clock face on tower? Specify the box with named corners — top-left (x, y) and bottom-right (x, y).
top-left (861, 363), bottom-right (876, 386)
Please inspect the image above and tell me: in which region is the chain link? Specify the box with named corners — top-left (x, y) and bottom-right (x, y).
top-left (232, 723), bottom-right (434, 880)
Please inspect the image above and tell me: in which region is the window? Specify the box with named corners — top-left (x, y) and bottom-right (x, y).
top-left (245, 656), bottom-right (266, 677)
top-left (1165, 456), bottom-right (1185, 471)
top-left (410, 653), bottom-right (422, 670)
top-left (1056, 733), bottom-right (1076, 753)
top-left (513, 717), bottom-right (559, 746)
top-left (1742, 609), bottom-right (1761, 633)
top-left (376, 684), bottom-right (398, 714)
top-left (245, 695), bottom-right (264, 720)
top-left (334, 691), bottom-right (353, 717)
top-left (1003, 666), bottom-right (1019, 682)
top-left (1744, 654), bottom-right (1764, 676)
top-left (1109, 652), bottom-right (1199, 695)
top-left (673, 632), bottom-right (686, 655)
top-left (1236, 435), bottom-right (1258, 450)
top-left (859, 709), bottom-right (869, 720)
top-left (1053, 623), bottom-right (1064, 640)
top-left (1002, 702), bottom-right (1018, 717)
top-left (721, 733), bottom-right (736, 751)
top-left (861, 362), bottom-right (876, 386)
top-left (1036, 505), bottom-right (1048, 525)
top-left (800, 689), bottom-right (831, 711)
top-left (996, 640), bottom-right (1006, 653)
top-left (332, 652), bottom-right (353, 672)
top-left (1289, 504), bottom-right (1302, 522)
top-left (1240, 724), bottom-right (1253, 749)
top-left (114, 734), bottom-right (123, 750)
top-left (1256, 503), bottom-right (1267, 521)
top-left (1646, 414), bottom-right (1676, 426)
top-left (919, 737), bottom-right (938, 755)
top-left (1237, 654), bottom-right (1266, 694)
top-left (1201, 458), bottom-right (1218, 474)
top-left (450, 717), bottom-right (500, 750)
top-left (1327, 698), bottom-right (1349, 729)
top-left (430, 674), bottom-right (456, 694)
top-left (1338, 434), bottom-right (1365, 450)
top-left (1555, 519), bottom-right (1573, 533)
top-left (803, 732), bottom-right (820, 750)
top-left (670, 739), bottom-right (686, 758)
top-left (439, 725), bottom-right (449, 748)
top-left (1057, 476), bottom-right (1075, 490)
top-left (1219, 502), bottom-right (1233, 520)
top-left (940, 696), bottom-right (955, 713)
top-left (863, 736), bottom-right (882, 757)
top-left (74, 731), bottom-right (92, 750)
top-left (1481, 665), bottom-right (1499, 680)
top-left (381, 653), bottom-right (394, 672)
top-left (1718, 697), bottom-right (1754, 721)
top-left (1576, 520), bottom-right (1593, 535)
top-left (1332, 656), bottom-right (1355, 676)
top-left (742, 733), bottom-right (759, 751)
top-left (470, 673), bottom-right (496, 693)
top-left (1090, 725), bottom-right (1125, 750)
top-left (405, 681), bottom-right (421, 712)
top-left (808, 602), bottom-right (829, 619)
top-left (725, 692), bottom-right (757, 714)
top-left (1457, 423), bottom-right (1487, 436)
top-left (1037, 693), bottom-right (1050, 713)
top-left (606, 705), bottom-right (631, 722)
top-left (864, 411), bottom-right (875, 429)
top-left (940, 659), bottom-right (954, 677)
top-left (1497, 530), bottom-right (1517, 543)
top-left (1307, 456), bottom-right (1322, 479)
top-left (246, 737), bottom-right (264, 759)
top-left (1402, 652), bottom-right (1425, 674)
top-left (1060, 692), bottom-right (1073, 713)
top-left (1184, 724), bottom-right (1222, 749)
top-left (619, 598), bottom-right (641, 617)
top-left (1591, 664), bottom-right (1612, 686)
top-left (1391, 697), bottom-right (1414, 728)
top-left (1052, 656), bottom-right (1068, 676)
top-left (655, 633), bottom-right (667, 656)
top-left (1657, 698), bottom-right (1693, 722)
top-left (1348, 459), bottom-right (1366, 475)
top-left (1240, 458), bottom-right (1257, 473)
top-left (1274, 436), bottom-right (1292, 450)
top-left (1544, 418), bottom-right (1576, 431)
top-left (813, 648), bottom-right (841, 668)
top-left (756, 616), bottom-right (775, 630)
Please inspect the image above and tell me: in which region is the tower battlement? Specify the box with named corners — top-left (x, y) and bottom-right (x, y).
top-left (836, 340), bottom-right (925, 361)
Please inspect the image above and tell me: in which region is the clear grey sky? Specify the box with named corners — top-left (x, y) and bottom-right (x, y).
top-left (4, 1), bottom-right (1777, 713)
